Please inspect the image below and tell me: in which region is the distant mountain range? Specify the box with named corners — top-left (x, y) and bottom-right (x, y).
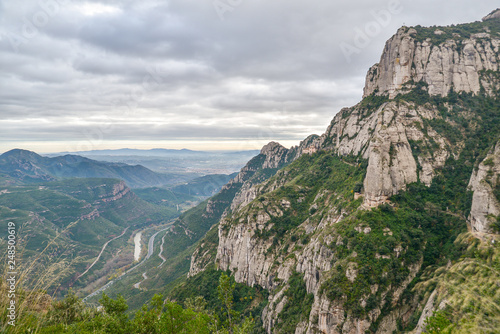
top-left (51, 148), bottom-right (199, 157)
top-left (0, 149), bottom-right (183, 188)
top-left (49, 148), bottom-right (260, 157)
top-left (43, 148), bottom-right (261, 177)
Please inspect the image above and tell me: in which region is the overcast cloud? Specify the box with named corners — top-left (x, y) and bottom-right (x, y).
top-left (0, 0), bottom-right (498, 153)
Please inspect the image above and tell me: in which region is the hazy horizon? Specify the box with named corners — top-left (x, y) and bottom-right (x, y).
top-left (0, 145), bottom-right (265, 155)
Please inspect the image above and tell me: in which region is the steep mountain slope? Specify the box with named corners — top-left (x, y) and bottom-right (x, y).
top-left (183, 13), bottom-right (500, 334)
top-left (0, 149), bottom-right (176, 188)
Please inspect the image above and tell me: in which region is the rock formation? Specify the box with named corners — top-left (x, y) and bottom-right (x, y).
top-left (468, 141), bottom-right (500, 233)
top-left (363, 27), bottom-right (500, 98)
top-left (188, 11), bottom-right (500, 334)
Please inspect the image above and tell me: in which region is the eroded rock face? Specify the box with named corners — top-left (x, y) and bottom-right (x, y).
top-left (363, 27), bottom-right (500, 98)
top-left (260, 142), bottom-right (291, 169)
top-left (211, 99), bottom-right (456, 332)
top-left (216, 212), bottom-right (275, 288)
top-left (362, 105), bottom-right (418, 206)
top-left (468, 141), bottom-right (500, 233)
top-left (100, 181), bottom-right (131, 202)
top-left (483, 8), bottom-right (500, 21)
top-left (311, 101), bottom-right (449, 206)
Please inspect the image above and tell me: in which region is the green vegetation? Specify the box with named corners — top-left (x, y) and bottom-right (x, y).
top-left (425, 310), bottom-right (455, 334)
top-left (414, 232), bottom-right (500, 333)
top-left (0, 178), bottom-right (178, 298)
top-left (274, 271), bottom-right (314, 333)
top-left (169, 266), bottom-right (268, 331)
top-left (320, 181), bottom-right (466, 322)
top-left (234, 151), bottom-right (367, 246)
top-left (411, 18), bottom-right (500, 44)
top-left (0, 272), bottom-right (253, 334)
top-left (423, 308), bottom-right (455, 334)
top-left (358, 94), bottom-right (390, 116)
top-left (394, 87), bottom-right (500, 213)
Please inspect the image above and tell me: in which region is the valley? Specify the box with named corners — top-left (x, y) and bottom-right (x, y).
top-left (0, 149), bottom-right (247, 303)
top-left (83, 222), bottom-right (174, 302)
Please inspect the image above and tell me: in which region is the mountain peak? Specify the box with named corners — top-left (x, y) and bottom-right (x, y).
top-left (363, 20), bottom-right (500, 98)
top-left (1, 149), bottom-right (42, 160)
top-left (483, 8), bottom-right (500, 21)
top-left (260, 141), bottom-right (285, 155)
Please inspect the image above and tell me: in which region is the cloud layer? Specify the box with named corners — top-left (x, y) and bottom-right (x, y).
top-left (0, 0), bottom-right (498, 152)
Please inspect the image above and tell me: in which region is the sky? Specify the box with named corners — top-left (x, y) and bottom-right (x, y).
top-left (0, 0), bottom-right (498, 153)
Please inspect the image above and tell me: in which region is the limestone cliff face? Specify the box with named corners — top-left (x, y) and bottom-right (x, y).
top-left (310, 17), bottom-right (500, 205)
top-left (468, 141), bottom-right (500, 233)
top-left (260, 142), bottom-right (292, 169)
top-left (363, 26), bottom-right (500, 98)
top-left (227, 142), bottom-right (292, 212)
top-left (306, 100), bottom-right (450, 206)
top-left (215, 182), bottom-right (423, 333)
top-left (188, 13), bottom-right (500, 334)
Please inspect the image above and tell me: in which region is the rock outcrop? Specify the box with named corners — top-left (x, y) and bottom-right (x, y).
top-left (259, 142), bottom-right (292, 169)
top-left (468, 141), bottom-right (500, 233)
top-left (483, 8), bottom-right (500, 21)
top-left (363, 27), bottom-right (500, 98)
top-left (306, 100), bottom-right (449, 206)
top-left (99, 181), bottom-right (131, 203)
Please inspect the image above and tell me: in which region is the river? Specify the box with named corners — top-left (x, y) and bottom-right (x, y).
top-left (134, 232), bottom-right (142, 262)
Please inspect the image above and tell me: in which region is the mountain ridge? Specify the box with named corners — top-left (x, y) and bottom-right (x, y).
top-left (0, 149), bottom-right (177, 188)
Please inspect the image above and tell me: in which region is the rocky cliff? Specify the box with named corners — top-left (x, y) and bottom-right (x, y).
top-left (483, 8), bottom-right (500, 22)
top-left (468, 141), bottom-right (500, 233)
top-left (311, 100), bottom-right (451, 206)
top-left (187, 12), bottom-right (500, 334)
top-left (363, 24), bottom-right (500, 98)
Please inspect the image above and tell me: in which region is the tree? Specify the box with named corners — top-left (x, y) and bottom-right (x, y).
top-left (212, 273), bottom-right (254, 334)
top-left (46, 289), bottom-right (86, 325)
top-left (98, 294), bottom-right (131, 334)
top-left (424, 309), bottom-right (455, 334)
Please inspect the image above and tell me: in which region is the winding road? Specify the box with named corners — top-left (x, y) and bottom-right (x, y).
top-left (133, 226), bottom-right (171, 289)
top-left (158, 230), bottom-right (167, 267)
top-left (78, 227), bottom-right (129, 279)
top-left (133, 272), bottom-right (148, 289)
top-left (83, 223), bottom-right (172, 302)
